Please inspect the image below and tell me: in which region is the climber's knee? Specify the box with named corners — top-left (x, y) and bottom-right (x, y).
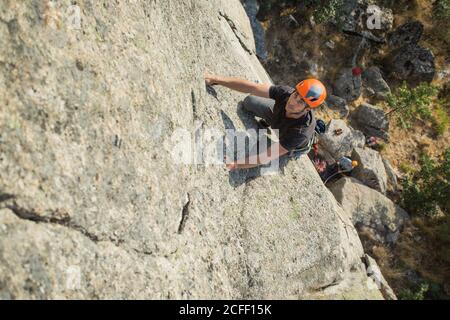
top-left (242, 95), bottom-right (256, 112)
top-left (242, 95), bottom-right (252, 111)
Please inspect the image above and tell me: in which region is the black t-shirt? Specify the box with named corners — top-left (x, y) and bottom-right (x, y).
top-left (269, 85), bottom-right (317, 151)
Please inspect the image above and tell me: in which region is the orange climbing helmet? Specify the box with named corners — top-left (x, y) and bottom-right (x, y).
top-left (295, 79), bottom-right (327, 108)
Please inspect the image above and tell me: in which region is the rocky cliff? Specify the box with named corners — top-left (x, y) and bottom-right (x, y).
top-left (0, 0), bottom-right (382, 299)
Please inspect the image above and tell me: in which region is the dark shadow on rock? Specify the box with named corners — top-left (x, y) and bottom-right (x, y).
top-left (206, 84), bottom-right (219, 101)
top-left (220, 105), bottom-right (291, 188)
top-left (236, 101), bottom-right (259, 131)
top-left (220, 110), bottom-right (249, 187)
top-left (0, 192), bottom-right (15, 203)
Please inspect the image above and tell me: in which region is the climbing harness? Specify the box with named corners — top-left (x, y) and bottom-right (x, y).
top-left (289, 134), bottom-right (317, 159)
top-left (289, 119), bottom-right (326, 159)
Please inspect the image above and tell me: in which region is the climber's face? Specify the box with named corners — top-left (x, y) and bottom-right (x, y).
top-left (286, 91), bottom-right (308, 114)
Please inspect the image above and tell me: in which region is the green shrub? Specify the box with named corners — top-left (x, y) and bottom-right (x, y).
top-left (398, 282), bottom-right (430, 300)
top-left (258, 0), bottom-right (345, 25)
top-left (437, 214), bottom-right (450, 265)
top-left (434, 0), bottom-right (450, 46)
top-left (400, 149), bottom-right (450, 299)
top-left (387, 82), bottom-right (440, 129)
top-left (398, 280), bottom-right (448, 300)
top-left (303, 0), bottom-right (345, 24)
top-left (402, 148), bottom-right (450, 217)
top-left (399, 162), bottom-right (415, 175)
top-left (435, 0), bottom-right (450, 22)
top-left (375, 142), bottom-right (386, 152)
top-left (433, 105), bottom-right (450, 136)
top-left (434, 85), bottom-right (450, 136)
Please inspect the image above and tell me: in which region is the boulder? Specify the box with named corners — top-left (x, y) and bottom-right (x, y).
top-left (354, 103), bottom-right (390, 141)
top-left (363, 254), bottom-right (397, 300)
top-left (374, 6), bottom-right (394, 32)
top-left (0, 0), bottom-right (383, 299)
top-left (329, 177), bottom-right (409, 244)
top-left (384, 44), bottom-right (436, 86)
top-left (334, 68), bottom-right (362, 102)
top-left (382, 158), bottom-right (398, 191)
top-left (326, 95), bottom-right (350, 118)
top-left (388, 21), bottom-right (424, 49)
top-left (319, 120), bottom-right (366, 160)
top-left (351, 148), bottom-right (388, 194)
top-left (362, 67), bottom-right (391, 101)
top-left (338, 0), bottom-right (394, 34)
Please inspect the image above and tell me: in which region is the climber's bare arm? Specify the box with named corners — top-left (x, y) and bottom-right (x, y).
top-left (226, 142), bottom-right (289, 170)
top-left (205, 73), bottom-right (271, 98)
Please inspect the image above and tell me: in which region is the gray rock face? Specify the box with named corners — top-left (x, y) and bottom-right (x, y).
top-left (339, 0), bottom-right (394, 34)
top-left (362, 67), bottom-right (391, 101)
top-left (320, 120), bottom-right (366, 160)
top-left (351, 148), bottom-right (388, 194)
top-left (388, 21), bottom-right (424, 49)
top-left (384, 21), bottom-right (435, 85)
top-left (363, 254), bottom-right (397, 300)
top-left (329, 177), bottom-right (409, 244)
top-left (0, 0), bottom-right (383, 299)
top-left (355, 103), bottom-right (390, 141)
top-left (334, 68), bottom-right (362, 102)
top-left (382, 158), bottom-right (399, 192)
top-left (326, 95), bottom-right (350, 118)
top-left (385, 44), bottom-right (436, 85)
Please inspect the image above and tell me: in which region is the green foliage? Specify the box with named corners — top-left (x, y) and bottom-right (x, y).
top-left (374, 142), bottom-right (386, 152)
top-left (398, 282), bottom-right (430, 300)
top-left (303, 0), bottom-right (345, 24)
top-left (433, 105), bottom-right (450, 136)
top-left (402, 148), bottom-right (450, 217)
top-left (434, 0), bottom-right (450, 46)
top-left (435, 0), bottom-right (450, 21)
top-left (437, 214), bottom-right (450, 265)
top-left (258, 0), bottom-right (345, 25)
top-left (434, 85), bottom-right (450, 136)
top-left (400, 150), bottom-right (450, 299)
top-left (387, 82), bottom-right (440, 129)
top-left (399, 162), bottom-right (414, 175)
top-left (398, 276), bottom-right (450, 300)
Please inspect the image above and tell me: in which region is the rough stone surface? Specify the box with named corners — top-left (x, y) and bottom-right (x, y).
top-left (351, 148), bottom-right (388, 194)
top-left (334, 68), bottom-right (362, 102)
top-left (339, 0), bottom-right (394, 34)
top-left (326, 95), bottom-right (350, 118)
top-left (0, 0), bottom-right (382, 299)
top-left (362, 67), bottom-right (391, 101)
top-left (363, 254), bottom-right (397, 300)
top-left (329, 177), bottom-right (409, 244)
top-left (355, 103), bottom-right (390, 141)
top-left (319, 120), bottom-right (366, 160)
top-left (382, 158), bottom-right (398, 192)
top-left (384, 44), bottom-right (436, 86)
top-left (388, 21), bottom-right (424, 49)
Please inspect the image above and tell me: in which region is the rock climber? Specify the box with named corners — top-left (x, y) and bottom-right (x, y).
top-left (204, 73), bottom-right (327, 171)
